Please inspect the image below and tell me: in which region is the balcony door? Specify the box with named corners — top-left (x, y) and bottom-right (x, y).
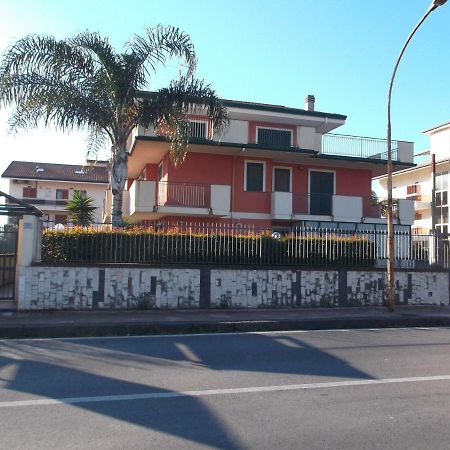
top-left (273, 167), bottom-right (291, 192)
top-left (309, 171), bottom-right (334, 215)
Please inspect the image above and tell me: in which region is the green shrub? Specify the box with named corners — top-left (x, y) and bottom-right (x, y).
top-left (41, 227), bottom-right (376, 267)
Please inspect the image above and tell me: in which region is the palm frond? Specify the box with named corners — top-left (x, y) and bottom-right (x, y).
top-left (127, 25), bottom-right (197, 83)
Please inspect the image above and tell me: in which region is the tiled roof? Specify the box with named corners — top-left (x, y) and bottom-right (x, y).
top-left (1, 161), bottom-right (110, 184)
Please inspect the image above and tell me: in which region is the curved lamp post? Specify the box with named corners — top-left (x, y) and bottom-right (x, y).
top-left (386, 0), bottom-right (447, 312)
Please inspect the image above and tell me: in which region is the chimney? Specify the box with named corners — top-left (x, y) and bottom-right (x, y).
top-left (304, 95), bottom-right (315, 111)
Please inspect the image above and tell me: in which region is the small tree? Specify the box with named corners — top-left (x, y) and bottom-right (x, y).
top-left (66, 191), bottom-right (96, 226)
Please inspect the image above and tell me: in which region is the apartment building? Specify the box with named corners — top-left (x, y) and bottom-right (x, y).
top-left (375, 121), bottom-right (450, 235)
top-left (2, 161), bottom-right (109, 224)
top-left (115, 94), bottom-right (415, 231)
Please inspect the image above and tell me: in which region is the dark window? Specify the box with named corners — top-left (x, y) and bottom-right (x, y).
top-left (56, 189), bottom-right (69, 200)
top-left (54, 215), bottom-right (67, 225)
top-left (443, 191), bottom-right (448, 205)
top-left (436, 192), bottom-right (442, 206)
top-left (158, 163), bottom-right (163, 181)
top-left (273, 168), bottom-right (291, 192)
top-left (443, 206), bottom-right (448, 223)
top-left (22, 187), bottom-right (37, 198)
top-left (246, 162), bottom-right (264, 192)
top-left (188, 121), bottom-right (207, 139)
top-left (257, 128), bottom-right (292, 147)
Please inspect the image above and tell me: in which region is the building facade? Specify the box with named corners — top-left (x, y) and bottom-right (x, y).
top-left (375, 121), bottom-right (450, 235)
top-left (2, 161), bottom-right (110, 224)
top-left (117, 94), bottom-right (415, 231)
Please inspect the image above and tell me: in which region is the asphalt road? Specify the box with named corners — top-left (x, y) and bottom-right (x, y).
top-left (1, 328), bottom-right (450, 449)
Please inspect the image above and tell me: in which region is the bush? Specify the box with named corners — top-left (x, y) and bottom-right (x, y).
top-left (41, 226), bottom-right (376, 267)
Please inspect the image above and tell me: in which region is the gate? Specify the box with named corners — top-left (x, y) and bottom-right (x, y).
top-left (0, 191), bottom-right (42, 307)
top-left (0, 224), bottom-right (18, 301)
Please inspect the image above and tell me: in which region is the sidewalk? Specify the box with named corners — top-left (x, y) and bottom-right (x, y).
top-left (1, 305), bottom-right (450, 338)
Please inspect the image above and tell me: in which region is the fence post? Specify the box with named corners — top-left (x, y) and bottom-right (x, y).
top-left (16, 215), bottom-right (42, 308)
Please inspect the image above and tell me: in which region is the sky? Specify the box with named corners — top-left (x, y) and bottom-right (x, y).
top-left (1, 0), bottom-right (450, 196)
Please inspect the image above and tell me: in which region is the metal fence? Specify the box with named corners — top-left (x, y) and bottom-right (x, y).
top-left (40, 222), bottom-right (446, 268)
top-left (322, 134), bottom-right (399, 160)
top-left (0, 224), bottom-right (18, 300)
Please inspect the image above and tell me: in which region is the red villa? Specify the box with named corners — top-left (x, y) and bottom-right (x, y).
top-left (109, 94), bottom-right (416, 231)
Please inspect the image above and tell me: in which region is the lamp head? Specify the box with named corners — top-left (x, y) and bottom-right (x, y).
top-left (431, 0), bottom-right (447, 10)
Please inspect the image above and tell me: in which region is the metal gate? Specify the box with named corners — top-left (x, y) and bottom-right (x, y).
top-left (0, 224), bottom-right (18, 301)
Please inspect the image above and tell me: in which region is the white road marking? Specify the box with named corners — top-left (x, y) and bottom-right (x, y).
top-left (1, 374), bottom-right (450, 409)
top-left (174, 342), bottom-right (203, 363)
top-left (1, 326), bottom-right (449, 343)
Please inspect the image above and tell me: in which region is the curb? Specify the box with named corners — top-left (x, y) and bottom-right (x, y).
top-left (2, 316), bottom-right (450, 339)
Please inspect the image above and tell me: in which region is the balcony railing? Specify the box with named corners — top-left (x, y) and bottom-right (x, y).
top-left (322, 134), bottom-right (399, 161)
top-left (157, 181), bottom-right (211, 208)
top-left (22, 197), bottom-right (68, 206)
top-left (292, 194), bottom-right (400, 219)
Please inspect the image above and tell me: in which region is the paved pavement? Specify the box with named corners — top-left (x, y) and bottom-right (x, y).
top-left (1, 305), bottom-right (450, 338)
top-left (1, 328), bottom-right (450, 449)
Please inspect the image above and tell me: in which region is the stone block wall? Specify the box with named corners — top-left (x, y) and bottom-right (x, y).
top-left (17, 265), bottom-right (449, 310)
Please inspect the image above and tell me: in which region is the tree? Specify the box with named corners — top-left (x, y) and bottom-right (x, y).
top-left (66, 191), bottom-right (96, 226)
top-left (0, 26), bottom-right (228, 226)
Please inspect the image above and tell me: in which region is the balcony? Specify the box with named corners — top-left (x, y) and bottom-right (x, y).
top-left (127, 180), bottom-right (231, 219)
top-left (285, 194), bottom-right (414, 225)
top-left (21, 197), bottom-right (68, 207)
top-left (322, 134), bottom-right (413, 163)
top-left (158, 181), bottom-right (210, 208)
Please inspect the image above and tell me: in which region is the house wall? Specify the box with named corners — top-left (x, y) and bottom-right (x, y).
top-left (8, 179), bottom-right (108, 223)
top-left (18, 265), bottom-right (449, 310)
top-left (138, 151), bottom-right (375, 220)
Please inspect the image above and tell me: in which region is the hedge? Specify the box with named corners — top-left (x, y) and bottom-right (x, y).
top-left (42, 228), bottom-right (375, 266)
top-left (42, 227), bottom-right (376, 267)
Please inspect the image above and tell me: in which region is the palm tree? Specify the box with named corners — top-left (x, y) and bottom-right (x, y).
top-left (0, 26), bottom-right (228, 226)
top-left (66, 191), bottom-right (96, 226)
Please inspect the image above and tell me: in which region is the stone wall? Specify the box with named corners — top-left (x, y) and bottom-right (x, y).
top-left (17, 265), bottom-right (449, 310)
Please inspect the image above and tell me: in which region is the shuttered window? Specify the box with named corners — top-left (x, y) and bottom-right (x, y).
top-left (257, 128), bottom-right (292, 147)
top-left (22, 187), bottom-right (37, 198)
top-left (245, 162), bottom-right (265, 192)
top-left (188, 120), bottom-right (207, 139)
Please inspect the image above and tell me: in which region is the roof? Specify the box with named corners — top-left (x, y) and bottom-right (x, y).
top-left (373, 157), bottom-right (448, 180)
top-left (1, 161), bottom-right (110, 184)
top-left (136, 91), bottom-right (347, 121)
top-left (221, 98), bottom-right (347, 121)
top-left (422, 121), bottom-right (450, 134)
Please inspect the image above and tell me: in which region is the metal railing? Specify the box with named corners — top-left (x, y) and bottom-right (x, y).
top-left (322, 134), bottom-right (399, 160)
top-left (157, 181), bottom-right (211, 208)
top-left (40, 222), bottom-right (446, 268)
top-left (22, 197), bottom-right (68, 206)
top-left (0, 224), bottom-right (17, 300)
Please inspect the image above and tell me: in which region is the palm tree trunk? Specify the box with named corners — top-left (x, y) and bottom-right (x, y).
top-left (111, 145), bottom-right (128, 227)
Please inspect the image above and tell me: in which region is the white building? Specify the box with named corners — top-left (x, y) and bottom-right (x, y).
top-left (2, 161), bottom-right (110, 224)
top-left (374, 121), bottom-right (450, 235)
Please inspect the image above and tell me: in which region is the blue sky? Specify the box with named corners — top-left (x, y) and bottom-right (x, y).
top-left (1, 0), bottom-right (449, 194)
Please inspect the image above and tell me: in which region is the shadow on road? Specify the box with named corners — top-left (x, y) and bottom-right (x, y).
top-left (0, 333), bottom-right (373, 449)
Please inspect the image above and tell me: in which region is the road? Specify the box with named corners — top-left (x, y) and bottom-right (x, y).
top-left (1, 328), bottom-right (450, 449)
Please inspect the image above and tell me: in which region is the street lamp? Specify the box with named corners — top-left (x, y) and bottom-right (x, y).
top-left (386, 0), bottom-right (447, 312)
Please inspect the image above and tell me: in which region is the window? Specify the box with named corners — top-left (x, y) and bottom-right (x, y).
top-left (22, 187), bottom-right (37, 198)
top-left (257, 127), bottom-right (292, 147)
top-left (406, 184), bottom-right (420, 195)
top-left (245, 161), bottom-right (265, 192)
top-left (56, 189), bottom-right (69, 200)
top-left (187, 120), bottom-right (207, 139)
top-left (273, 168), bottom-right (291, 192)
top-left (158, 163), bottom-right (163, 181)
top-left (74, 190), bottom-right (86, 198)
top-left (54, 215), bottom-right (67, 225)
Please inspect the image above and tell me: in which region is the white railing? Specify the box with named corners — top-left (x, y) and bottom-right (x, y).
top-left (322, 134), bottom-right (399, 160)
